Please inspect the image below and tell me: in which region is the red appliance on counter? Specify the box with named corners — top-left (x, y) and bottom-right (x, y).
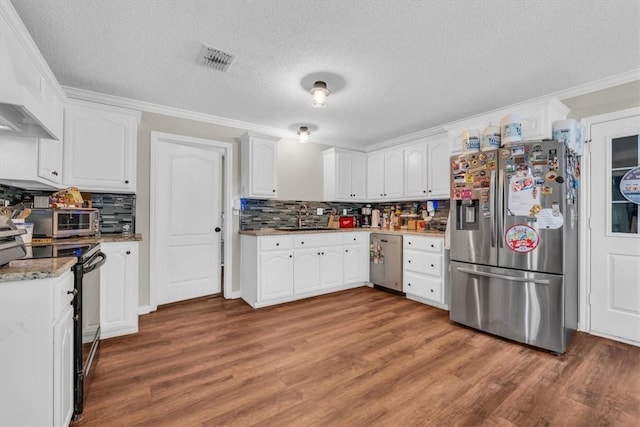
top-left (339, 216), bottom-right (356, 228)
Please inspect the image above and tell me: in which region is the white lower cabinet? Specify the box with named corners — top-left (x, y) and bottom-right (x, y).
top-left (293, 233), bottom-right (344, 293)
top-left (342, 232), bottom-right (369, 285)
top-left (100, 242), bottom-right (139, 339)
top-left (53, 304), bottom-right (74, 427)
top-left (0, 271), bottom-right (75, 427)
top-left (241, 232), bottom-right (369, 308)
top-left (260, 250), bottom-right (294, 300)
top-left (403, 235), bottom-right (448, 309)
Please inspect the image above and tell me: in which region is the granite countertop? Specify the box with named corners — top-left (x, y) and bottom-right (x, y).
top-left (0, 233), bottom-right (143, 282)
top-left (0, 257), bottom-right (77, 283)
top-left (31, 233), bottom-right (143, 245)
top-left (239, 228), bottom-right (445, 237)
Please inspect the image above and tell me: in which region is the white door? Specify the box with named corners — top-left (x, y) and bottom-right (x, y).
top-left (590, 114), bottom-right (640, 344)
top-left (153, 137), bottom-right (222, 305)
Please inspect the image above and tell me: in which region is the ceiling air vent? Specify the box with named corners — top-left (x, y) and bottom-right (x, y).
top-left (198, 44), bottom-right (235, 72)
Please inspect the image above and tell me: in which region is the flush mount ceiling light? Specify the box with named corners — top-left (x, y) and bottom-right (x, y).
top-left (310, 81), bottom-right (330, 108)
top-left (297, 126), bottom-right (311, 143)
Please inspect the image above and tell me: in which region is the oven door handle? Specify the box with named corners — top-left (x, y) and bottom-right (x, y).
top-left (83, 251), bottom-right (107, 274)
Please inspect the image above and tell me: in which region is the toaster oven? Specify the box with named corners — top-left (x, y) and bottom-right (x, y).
top-left (30, 208), bottom-right (99, 238)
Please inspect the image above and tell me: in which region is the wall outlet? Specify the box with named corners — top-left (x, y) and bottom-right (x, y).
top-left (316, 208), bottom-right (323, 215)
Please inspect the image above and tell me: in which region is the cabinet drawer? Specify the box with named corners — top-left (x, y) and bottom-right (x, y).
top-left (404, 236), bottom-right (442, 253)
top-left (294, 233), bottom-right (342, 249)
top-left (404, 250), bottom-right (442, 277)
top-left (260, 236), bottom-right (293, 251)
top-left (342, 232), bottom-right (368, 245)
top-left (53, 272), bottom-right (74, 319)
top-left (403, 272), bottom-right (442, 302)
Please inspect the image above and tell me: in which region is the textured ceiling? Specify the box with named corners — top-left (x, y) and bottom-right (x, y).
top-left (9, 0), bottom-right (640, 148)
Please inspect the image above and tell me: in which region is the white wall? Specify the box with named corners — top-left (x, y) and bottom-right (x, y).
top-left (276, 138), bottom-right (331, 201)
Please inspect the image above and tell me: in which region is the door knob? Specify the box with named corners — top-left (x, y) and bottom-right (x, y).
top-left (215, 227), bottom-right (221, 232)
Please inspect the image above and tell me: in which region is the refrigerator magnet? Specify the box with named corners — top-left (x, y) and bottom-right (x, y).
top-left (505, 224), bottom-right (540, 253)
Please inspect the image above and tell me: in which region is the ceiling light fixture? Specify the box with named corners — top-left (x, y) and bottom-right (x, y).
top-left (297, 126), bottom-right (310, 143)
top-left (310, 81), bottom-right (330, 108)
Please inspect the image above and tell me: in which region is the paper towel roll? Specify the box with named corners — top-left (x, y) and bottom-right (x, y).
top-left (482, 125), bottom-right (501, 151)
top-left (462, 129), bottom-right (481, 152)
top-left (501, 114), bottom-right (522, 145)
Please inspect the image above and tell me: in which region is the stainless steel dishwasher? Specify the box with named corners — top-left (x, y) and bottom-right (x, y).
top-left (370, 233), bottom-right (403, 292)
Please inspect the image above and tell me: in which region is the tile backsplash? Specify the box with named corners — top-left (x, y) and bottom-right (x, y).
top-left (240, 198), bottom-right (449, 231)
top-left (0, 184), bottom-right (135, 234)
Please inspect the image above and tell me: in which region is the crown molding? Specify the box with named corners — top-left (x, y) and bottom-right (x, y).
top-left (365, 127), bottom-right (447, 152)
top-left (63, 86), bottom-right (362, 149)
top-left (552, 69), bottom-right (640, 100)
top-left (63, 86), bottom-right (291, 138)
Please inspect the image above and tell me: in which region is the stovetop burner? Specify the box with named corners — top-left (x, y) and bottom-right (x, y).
top-left (25, 243), bottom-right (100, 262)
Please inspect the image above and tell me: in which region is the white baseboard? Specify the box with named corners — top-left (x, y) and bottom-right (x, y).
top-left (138, 305), bottom-right (152, 315)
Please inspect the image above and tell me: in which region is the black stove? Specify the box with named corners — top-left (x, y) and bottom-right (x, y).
top-left (24, 242), bottom-right (101, 262)
top-left (25, 240), bottom-right (106, 420)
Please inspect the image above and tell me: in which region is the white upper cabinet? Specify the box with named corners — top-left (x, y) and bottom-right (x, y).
top-left (0, 3), bottom-right (64, 141)
top-left (368, 148), bottom-right (404, 200)
top-left (443, 97), bottom-right (569, 153)
top-left (0, 134), bottom-right (63, 189)
top-left (323, 147), bottom-right (367, 201)
top-left (63, 99), bottom-right (140, 193)
top-left (241, 132), bottom-right (279, 199)
top-left (404, 142), bottom-right (429, 198)
top-left (38, 137), bottom-right (63, 185)
top-left (426, 135), bottom-right (450, 198)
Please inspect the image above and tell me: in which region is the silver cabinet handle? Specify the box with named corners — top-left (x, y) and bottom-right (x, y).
top-left (456, 267), bottom-right (550, 285)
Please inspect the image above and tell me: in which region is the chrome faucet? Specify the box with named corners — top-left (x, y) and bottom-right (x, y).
top-left (297, 204), bottom-right (309, 229)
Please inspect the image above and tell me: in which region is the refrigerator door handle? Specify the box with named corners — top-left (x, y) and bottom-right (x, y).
top-left (490, 169), bottom-right (496, 248)
top-left (497, 169), bottom-right (505, 248)
top-left (456, 267), bottom-right (550, 285)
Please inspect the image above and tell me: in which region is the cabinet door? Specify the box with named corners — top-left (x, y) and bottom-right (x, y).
top-left (335, 151), bottom-right (353, 200)
top-left (100, 242), bottom-right (139, 338)
top-left (260, 251), bottom-right (293, 301)
top-left (404, 271), bottom-right (442, 302)
top-left (427, 137), bottom-right (451, 198)
top-left (53, 305), bottom-right (74, 427)
top-left (404, 143), bottom-right (428, 198)
top-left (320, 246), bottom-right (344, 289)
top-left (343, 244), bottom-right (368, 285)
top-left (367, 152), bottom-right (386, 199)
top-left (294, 248), bottom-right (321, 294)
top-left (384, 150), bottom-right (404, 199)
top-left (38, 138), bottom-right (63, 184)
top-left (350, 153), bottom-right (367, 200)
top-left (63, 102), bottom-right (138, 192)
top-left (250, 137), bottom-right (278, 197)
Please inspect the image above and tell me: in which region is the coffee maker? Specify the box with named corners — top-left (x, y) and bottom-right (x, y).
top-left (360, 205), bottom-right (372, 228)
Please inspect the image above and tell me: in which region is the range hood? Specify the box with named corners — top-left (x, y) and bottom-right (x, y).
top-left (0, 6), bottom-right (64, 141)
top-left (0, 102), bottom-right (59, 140)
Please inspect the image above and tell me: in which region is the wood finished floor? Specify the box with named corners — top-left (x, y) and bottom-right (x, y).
top-left (74, 287), bottom-right (640, 426)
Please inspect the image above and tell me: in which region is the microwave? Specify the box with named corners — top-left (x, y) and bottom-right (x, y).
top-left (30, 208), bottom-right (99, 238)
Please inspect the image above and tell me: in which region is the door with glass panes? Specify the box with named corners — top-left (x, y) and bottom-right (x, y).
top-left (589, 113), bottom-right (640, 344)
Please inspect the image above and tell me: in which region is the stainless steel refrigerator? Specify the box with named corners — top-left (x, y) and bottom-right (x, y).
top-left (449, 141), bottom-right (579, 353)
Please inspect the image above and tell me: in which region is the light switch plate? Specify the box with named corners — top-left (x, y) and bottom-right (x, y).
top-left (316, 208), bottom-right (323, 215)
